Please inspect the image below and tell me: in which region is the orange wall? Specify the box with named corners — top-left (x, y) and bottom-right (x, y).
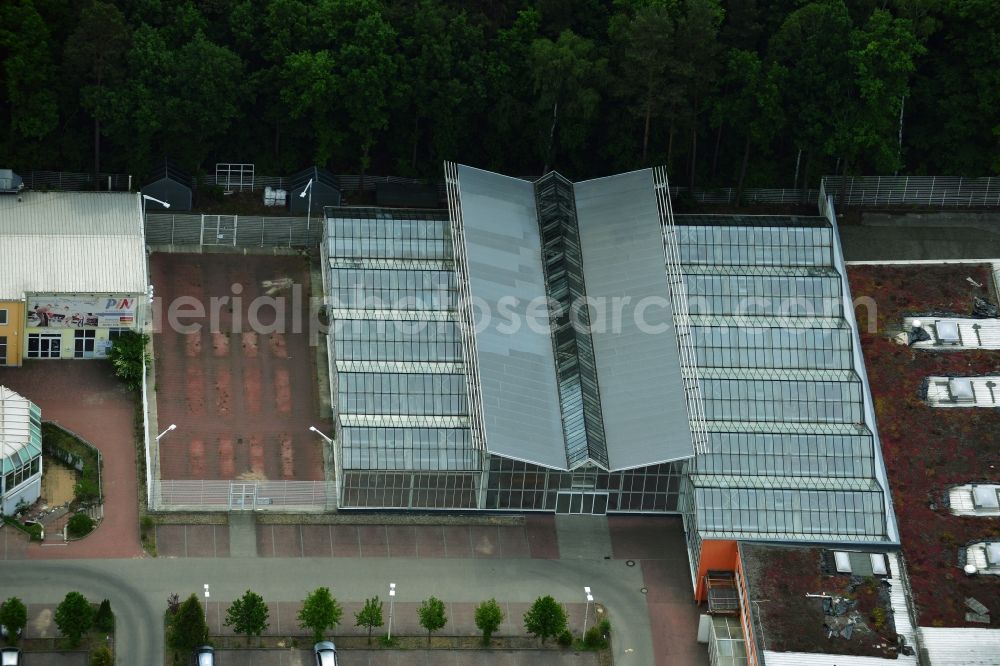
top-left (694, 539), bottom-right (739, 601)
top-left (0, 300), bottom-right (25, 366)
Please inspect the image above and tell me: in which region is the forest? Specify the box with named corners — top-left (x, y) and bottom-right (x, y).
top-left (0, 0), bottom-right (997, 190)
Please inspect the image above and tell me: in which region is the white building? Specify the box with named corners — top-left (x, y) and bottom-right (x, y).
top-left (0, 192), bottom-right (148, 366)
top-left (0, 386), bottom-right (42, 515)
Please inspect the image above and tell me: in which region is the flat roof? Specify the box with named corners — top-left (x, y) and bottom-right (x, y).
top-left (0, 192), bottom-right (147, 299)
top-left (574, 169), bottom-right (693, 468)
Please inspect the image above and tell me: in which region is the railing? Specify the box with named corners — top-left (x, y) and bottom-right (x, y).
top-left (152, 480), bottom-right (337, 512)
top-left (670, 186), bottom-right (820, 205)
top-left (654, 166), bottom-right (710, 456)
top-left (146, 212), bottom-right (323, 248)
top-left (821, 175), bottom-right (1000, 207)
top-left (18, 169), bottom-right (131, 191)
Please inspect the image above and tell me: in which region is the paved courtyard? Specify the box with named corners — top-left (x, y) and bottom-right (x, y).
top-left (151, 252), bottom-right (328, 481)
top-left (0, 360), bottom-right (143, 559)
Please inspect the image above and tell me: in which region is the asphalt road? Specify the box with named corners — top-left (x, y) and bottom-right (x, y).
top-left (1, 556), bottom-right (652, 666)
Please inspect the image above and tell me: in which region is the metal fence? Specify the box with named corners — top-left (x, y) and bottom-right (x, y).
top-left (669, 186), bottom-right (820, 205)
top-left (146, 212), bottom-right (323, 247)
top-left (18, 169), bottom-right (132, 191)
top-left (152, 480), bottom-right (337, 512)
top-left (821, 176), bottom-right (1000, 207)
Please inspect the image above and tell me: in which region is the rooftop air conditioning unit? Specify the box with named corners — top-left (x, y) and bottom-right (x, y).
top-left (948, 377), bottom-right (975, 401)
top-left (935, 320), bottom-right (961, 344)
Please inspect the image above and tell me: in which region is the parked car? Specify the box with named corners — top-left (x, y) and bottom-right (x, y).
top-left (313, 641), bottom-right (338, 666)
top-left (193, 645), bottom-right (214, 666)
top-left (0, 648), bottom-right (21, 666)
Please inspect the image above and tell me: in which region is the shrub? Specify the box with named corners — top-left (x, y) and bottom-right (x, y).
top-left (108, 331), bottom-right (150, 391)
top-left (22, 522), bottom-right (43, 541)
top-left (557, 629), bottom-right (573, 646)
top-left (94, 600), bottom-right (114, 633)
top-left (871, 606), bottom-right (887, 631)
top-left (74, 479), bottom-right (100, 503)
top-left (67, 513), bottom-right (95, 538)
top-left (584, 626), bottom-right (606, 648)
top-left (90, 646), bottom-right (113, 666)
top-left (597, 618), bottom-right (611, 635)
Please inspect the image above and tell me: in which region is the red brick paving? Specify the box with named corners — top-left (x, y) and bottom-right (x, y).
top-left (0, 524), bottom-right (30, 559)
top-left (150, 253), bottom-right (328, 482)
top-left (0, 360), bottom-right (144, 559)
top-left (155, 524), bottom-right (229, 557)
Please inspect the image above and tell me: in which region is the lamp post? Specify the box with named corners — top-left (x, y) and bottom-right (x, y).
top-left (156, 424), bottom-right (177, 441)
top-left (583, 586), bottom-right (594, 634)
top-left (309, 426), bottom-right (338, 508)
top-left (142, 194), bottom-right (170, 225)
top-left (387, 583), bottom-right (396, 640)
top-left (300, 177), bottom-right (314, 231)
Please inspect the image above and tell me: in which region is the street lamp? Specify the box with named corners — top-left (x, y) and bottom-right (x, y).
top-left (142, 194), bottom-right (170, 225)
top-left (156, 424), bottom-right (177, 442)
top-left (583, 586), bottom-right (594, 634)
top-left (387, 583), bottom-right (396, 640)
top-left (300, 177), bottom-right (314, 231)
top-left (309, 426), bottom-right (339, 509)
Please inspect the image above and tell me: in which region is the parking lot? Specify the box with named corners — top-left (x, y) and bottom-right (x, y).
top-left (210, 649), bottom-right (598, 665)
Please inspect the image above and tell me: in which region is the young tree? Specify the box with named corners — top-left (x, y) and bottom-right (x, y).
top-left (474, 598), bottom-right (504, 645)
top-left (523, 595), bottom-right (567, 644)
top-left (417, 596), bottom-right (447, 645)
top-left (168, 594), bottom-right (208, 654)
top-left (54, 592), bottom-right (94, 647)
top-left (224, 590), bottom-right (269, 644)
top-left (354, 596), bottom-right (383, 645)
top-left (297, 587), bottom-right (342, 643)
top-left (0, 597), bottom-right (27, 642)
top-left (94, 599), bottom-right (114, 633)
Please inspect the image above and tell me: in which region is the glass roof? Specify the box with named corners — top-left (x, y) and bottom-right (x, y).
top-left (673, 215), bottom-right (891, 543)
top-left (325, 209), bottom-right (481, 472)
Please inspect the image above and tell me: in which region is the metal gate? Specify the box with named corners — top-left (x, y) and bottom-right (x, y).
top-left (229, 482), bottom-right (257, 510)
top-left (201, 214), bottom-right (238, 246)
top-left (555, 491), bottom-right (609, 515)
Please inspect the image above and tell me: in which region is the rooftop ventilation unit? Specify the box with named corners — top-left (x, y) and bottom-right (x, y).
top-left (973, 484), bottom-right (1000, 509)
top-left (948, 377), bottom-right (975, 401)
top-left (935, 320), bottom-right (961, 344)
top-left (988, 542), bottom-right (1000, 567)
top-left (834, 551), bottom-right (852, 573)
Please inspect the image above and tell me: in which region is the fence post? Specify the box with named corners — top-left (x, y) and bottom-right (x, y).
top-left (200, 214), bottom-right (206, 246)
top-left (261, 218), bottom-right (265, 247)
top-left (233, 215), bottom-right (238, 247)
top-left (929, 176), bottom-right (935, 205)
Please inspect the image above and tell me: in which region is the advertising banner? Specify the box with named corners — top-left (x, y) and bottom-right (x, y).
top-left (27, 295), bottom-right (137, 329)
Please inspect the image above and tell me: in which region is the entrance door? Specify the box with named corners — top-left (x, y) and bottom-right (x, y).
top-left (556, 491), bottom-right (609, 515)
top-left (27, 333), bottom-right (61, 358)
top-left (74, 330), bottom-right (97, 358)
top-left (229, 482), bottom-right (257, 510)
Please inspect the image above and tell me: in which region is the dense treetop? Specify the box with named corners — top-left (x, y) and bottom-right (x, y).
top-left (1, 0), bottom-right (996, 185)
